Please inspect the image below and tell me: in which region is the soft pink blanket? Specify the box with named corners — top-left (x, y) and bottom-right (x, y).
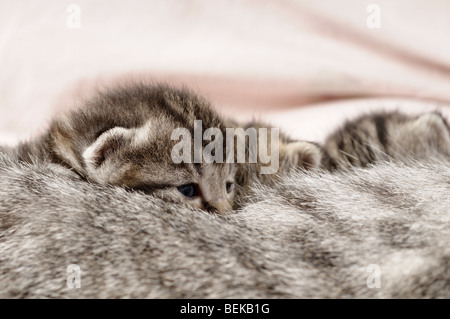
top-left (1, 0), bottom-right (450, 145)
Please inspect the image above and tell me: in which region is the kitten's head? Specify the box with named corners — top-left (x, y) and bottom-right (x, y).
top-left (49, 84), bottom-right (236, 214)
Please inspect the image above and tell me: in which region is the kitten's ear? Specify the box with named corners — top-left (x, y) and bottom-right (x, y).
top-left (283, 141), bottom-right (322, 170)
top-left (83, 127), bottom-right (132, 170)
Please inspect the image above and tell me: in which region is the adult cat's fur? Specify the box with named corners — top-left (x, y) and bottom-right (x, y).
top-left (0, 152), bottom-right (448, 298)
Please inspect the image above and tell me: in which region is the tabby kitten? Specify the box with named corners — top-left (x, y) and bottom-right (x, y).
top-left (322, 111), bottom-right (450, 170)
top-left (12, 83), bottom-right (319, 213)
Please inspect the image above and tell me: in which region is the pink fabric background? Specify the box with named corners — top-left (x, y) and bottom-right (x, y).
top-left (1, 0), bottom-right (450, 145)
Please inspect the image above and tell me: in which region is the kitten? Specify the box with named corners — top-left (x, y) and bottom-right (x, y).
top-left (321, 111), bottom-right (450, 170)
top-left (12, 83), bottom-right (320, 213)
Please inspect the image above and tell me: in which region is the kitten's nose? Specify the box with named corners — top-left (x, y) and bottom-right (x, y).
top-left (198, 183), bottom-right (232, 214)
top-left (213, 201), bottom-right (232, 214)
top-left (203, 200), bottom-right (232, 214)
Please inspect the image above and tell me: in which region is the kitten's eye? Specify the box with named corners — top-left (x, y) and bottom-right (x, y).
top-left (177, 183), bottom-right (199, 198)
top-left (226, 182), bottom-right (234, 193)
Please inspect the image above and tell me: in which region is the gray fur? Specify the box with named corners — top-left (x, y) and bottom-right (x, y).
top-left (322, 111), bottom-right (450, 170)
top-left (0, 152), bottom-right (448, 298)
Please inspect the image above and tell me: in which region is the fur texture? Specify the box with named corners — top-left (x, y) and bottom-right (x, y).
top-left (2, 84), bottom-right (450, 298)
top-left (322, 111), bottom-right (450, 170)
top-left (0, 152), bottom-right (448, 298)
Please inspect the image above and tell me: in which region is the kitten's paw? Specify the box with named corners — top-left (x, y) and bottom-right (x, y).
top-left (281, 141), bottom-right (322, 170)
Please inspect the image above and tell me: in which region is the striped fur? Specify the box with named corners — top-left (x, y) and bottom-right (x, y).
top-left (322, 111), bottom-right (450, 170)
top-left (0, 152), bottom-right (448, 298)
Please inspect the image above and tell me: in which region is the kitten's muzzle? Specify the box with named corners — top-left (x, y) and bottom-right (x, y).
top-left (201, 200), bottom-right (232, 214)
